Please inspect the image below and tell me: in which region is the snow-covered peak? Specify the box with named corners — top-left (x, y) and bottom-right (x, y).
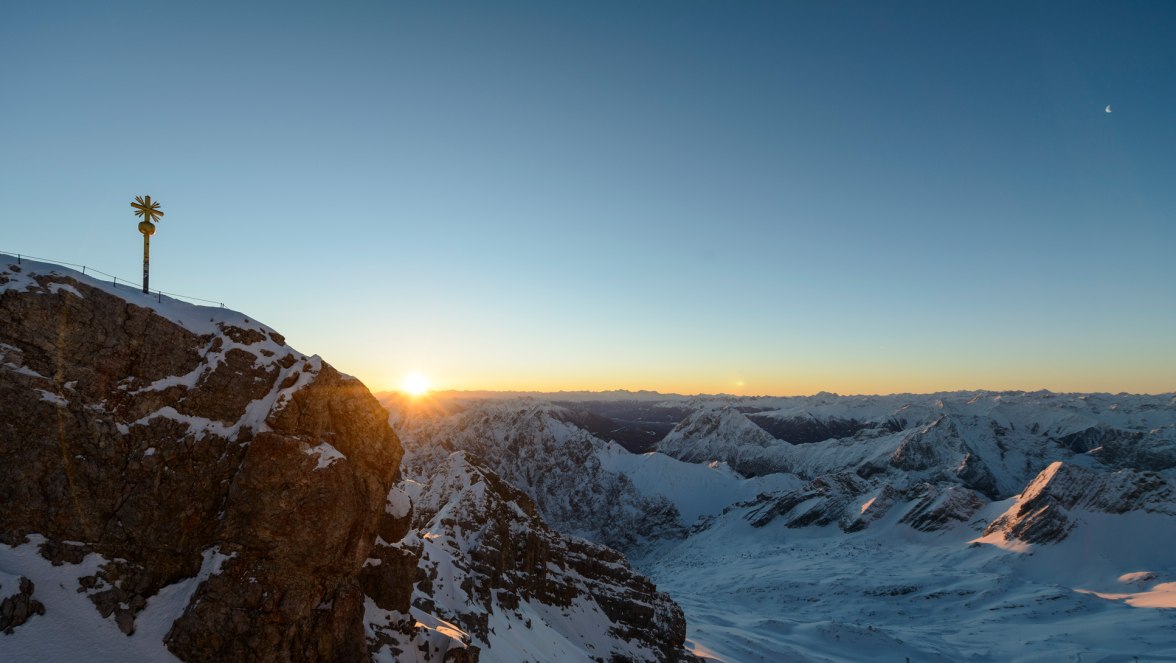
top-left (656, 406), bottom-right (790, 477)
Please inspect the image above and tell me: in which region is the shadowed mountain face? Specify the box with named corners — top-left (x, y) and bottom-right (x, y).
top-left (551, 401), bottom-right (693, 453)
top-left (742, 412), bottom-right (877, 444)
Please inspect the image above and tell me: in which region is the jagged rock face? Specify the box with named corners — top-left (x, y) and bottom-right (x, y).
top-left (1092, 425), bottom-right (1176, 472)
top-left (392, 401), bottom-right (684, 552)
top-left (886, 416), bottom-right (1006, 498)
top-left (982, 461), bottom-right (1175, 544)
top-left (897, 484), bottom-right (985, 532)
top-left (0, 263), bottom-right (404, 661)
top-left (743, 472), bottom-right (988, 535)
top-left (745, 472), bottom-right (870, 529)
top-left (392, 452), bottom-right (698, 663)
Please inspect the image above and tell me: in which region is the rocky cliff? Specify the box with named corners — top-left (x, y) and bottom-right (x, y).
top-left (0, 258), bottom-right (405, 661)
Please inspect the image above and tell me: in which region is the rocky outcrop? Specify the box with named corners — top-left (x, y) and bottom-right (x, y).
top-left (745, 472), bottom-right (871, 530)
top-left (0, 260), bottom-right (403, 661)
top-left (897, 484), bottom-right (986, 532)
top-left (0, 575), bottom-right (45, 634)
top-left (982, 461), bottom-right (1175, 544)
top-left (742, 474), bottom-right (987, 534)
top-left (381, 452), bottom-right (699, 662)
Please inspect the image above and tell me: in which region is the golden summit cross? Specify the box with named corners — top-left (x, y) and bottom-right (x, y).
top-left (132, 195), bottom-right (164, 294)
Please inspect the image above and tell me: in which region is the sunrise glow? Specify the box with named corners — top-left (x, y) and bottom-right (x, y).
top-left (401, 372), bottom-right (431, 397)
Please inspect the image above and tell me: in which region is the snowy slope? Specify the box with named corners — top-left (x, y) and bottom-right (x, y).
top-left (637, 493), bottom-right (1176, 662)
top-left (596, 442), bottom-right (802, 525)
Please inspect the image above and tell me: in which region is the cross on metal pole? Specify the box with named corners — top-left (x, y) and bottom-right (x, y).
top-left (131, 195), bottom-right (164, 294)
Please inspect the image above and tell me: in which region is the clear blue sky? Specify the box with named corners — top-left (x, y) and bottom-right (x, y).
top-left (2, 0), bottom-right (1173, 394)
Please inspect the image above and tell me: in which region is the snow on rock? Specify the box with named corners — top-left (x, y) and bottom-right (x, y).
top-left (304, 441), bottom-right (346, 470)
top-left (1092, 424), bottom-right (1176, 472)
top-left (384, 482), bottom-right (414, 520)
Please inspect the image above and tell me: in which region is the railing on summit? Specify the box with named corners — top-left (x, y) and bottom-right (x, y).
top-left (2, 250), bottom-right (225, 308)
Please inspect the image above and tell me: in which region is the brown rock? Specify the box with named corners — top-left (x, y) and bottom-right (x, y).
top-left (0, 268), bottom-right (407, 662)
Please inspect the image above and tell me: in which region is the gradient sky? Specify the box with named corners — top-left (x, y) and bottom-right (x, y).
top-left (2, 1), bottom-right (1174, 395)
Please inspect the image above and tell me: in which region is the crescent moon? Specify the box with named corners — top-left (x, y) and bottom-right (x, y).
top-left (1105, 105), bottom-right (1112, 113)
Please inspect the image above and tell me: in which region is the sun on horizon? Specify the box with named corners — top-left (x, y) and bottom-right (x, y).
top-left (401, 372), bottom-right (431, 397)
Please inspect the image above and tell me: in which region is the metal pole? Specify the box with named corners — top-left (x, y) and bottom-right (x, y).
top-left (142, 232), bottom-right (150, 294)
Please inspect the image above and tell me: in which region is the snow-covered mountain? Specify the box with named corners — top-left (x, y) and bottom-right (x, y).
top-left (387, 397), bottom-right (685, 551)
top-left (385, 389), bottom-right (1176, 662)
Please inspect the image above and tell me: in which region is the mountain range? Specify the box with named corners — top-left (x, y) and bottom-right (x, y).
top-left (383, 387), bottom-right (1176, 661)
